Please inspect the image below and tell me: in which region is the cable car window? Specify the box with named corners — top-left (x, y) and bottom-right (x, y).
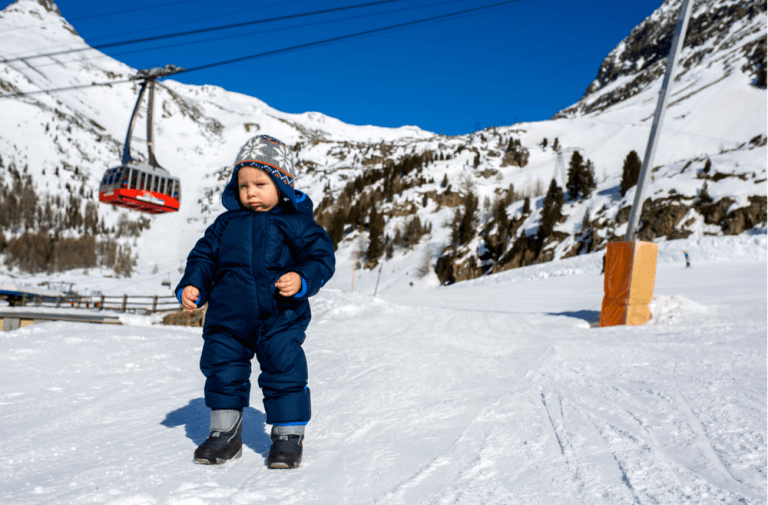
top-left (139, 172), bottom-right (146, 190)
top-left (152, 176), bottom-right (159, 193)
top-left (130, 170), bottom-right (139, 189)
top-left (159, 177), bottom-right (166, 195)
top-left (121, 170), bottom-right (130, 188)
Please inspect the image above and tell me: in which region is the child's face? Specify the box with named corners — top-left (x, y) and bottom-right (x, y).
top-left (238, 167), bottom-right (279, 212)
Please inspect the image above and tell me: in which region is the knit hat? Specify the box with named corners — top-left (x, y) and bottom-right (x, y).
top-left (222, 134), bottom-right (298, 211)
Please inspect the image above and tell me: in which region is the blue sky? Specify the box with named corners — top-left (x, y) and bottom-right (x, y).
top-left (7, 0), bottom-right (663, 135)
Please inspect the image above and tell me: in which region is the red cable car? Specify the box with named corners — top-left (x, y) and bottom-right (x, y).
top-left (99, 67), bottom-right (182, 214)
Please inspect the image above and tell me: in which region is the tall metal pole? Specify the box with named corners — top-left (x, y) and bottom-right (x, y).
top-left (625, 0), bottom-right (694, 241)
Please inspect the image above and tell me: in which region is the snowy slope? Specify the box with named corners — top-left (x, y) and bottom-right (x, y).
top-left (0, 237), bottom-right (765, 504)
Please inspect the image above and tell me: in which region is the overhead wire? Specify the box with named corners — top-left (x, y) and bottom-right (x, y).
top-left (0, 0), bottom-right (206, 35)
top-left (68, 0), bottom-right (207, 22)
top-left (0, 80), bottom-right (137, 100)
top-left (21, 0), bottom-right (473, 72)
top-left (81, 0), bottom-right (311, 44)
top-left (0, 0), bottom-right (526, 99)
top-left (1, 0), bottom-right (403, 64)
top-left (181, 0), bottom-right (525, 74)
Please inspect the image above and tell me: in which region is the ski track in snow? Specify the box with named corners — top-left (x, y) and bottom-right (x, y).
top-left (0, 260), bottom-right (765, 505)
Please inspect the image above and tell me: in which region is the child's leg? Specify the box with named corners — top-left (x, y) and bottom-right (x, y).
top-left (253, 323), bottom-right (311, 426)
top-left (199, 331), bottom-right (254, 410)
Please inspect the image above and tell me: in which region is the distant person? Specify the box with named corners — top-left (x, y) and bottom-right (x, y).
top-left (176, 135), bottom-right (335, 469)
top-left (684, 250), bottom-right (691, 268)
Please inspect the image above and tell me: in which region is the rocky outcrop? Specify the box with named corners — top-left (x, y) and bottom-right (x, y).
top-left (554, 0), bottom-right (767, 118)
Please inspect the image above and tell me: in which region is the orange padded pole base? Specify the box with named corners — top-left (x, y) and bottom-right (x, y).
top-left (600, 241), bottom-right (658, 327)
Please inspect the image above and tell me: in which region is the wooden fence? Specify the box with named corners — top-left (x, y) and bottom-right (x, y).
top-left (12, 293), bottom-right (181, 315)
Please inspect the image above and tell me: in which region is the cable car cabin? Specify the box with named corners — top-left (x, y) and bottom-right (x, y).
top-left (99, 163), bottom-right (181, 214)
top-left (99, 71), bottom-right (185, 215)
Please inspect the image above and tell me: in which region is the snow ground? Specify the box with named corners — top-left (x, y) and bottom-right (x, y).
top-left (0, 241), bottom-right (765, 505)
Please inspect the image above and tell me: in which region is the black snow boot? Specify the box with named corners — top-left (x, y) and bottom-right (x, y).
top-left (194, 409), bottom-right (243, 465)
top-left (267, 425), bottom-right (304, 469)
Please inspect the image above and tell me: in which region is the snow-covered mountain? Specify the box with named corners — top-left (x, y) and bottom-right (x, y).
top-left (0, 0), bottom-right (765, 294)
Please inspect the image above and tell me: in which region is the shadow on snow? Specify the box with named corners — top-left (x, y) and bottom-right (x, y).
top-left (549, 309), bottom-right (601, 326)
top-left (160, 397), bottom-right (272, 457)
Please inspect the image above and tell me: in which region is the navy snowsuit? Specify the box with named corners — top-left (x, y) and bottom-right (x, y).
top-left (176, 173), bottom-right (335, 426)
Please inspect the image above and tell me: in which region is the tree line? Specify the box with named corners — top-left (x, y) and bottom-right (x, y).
top-left (315, 152), bottom-right (436, 262)
top-left (434, 149), bottom-right (648, 284)
top-left (0, 162), bottom-right (144, 276)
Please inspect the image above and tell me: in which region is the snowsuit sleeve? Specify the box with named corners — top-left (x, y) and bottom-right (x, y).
top-left (175, 215), bottom-right (228, 308)
top-left (289, 220), bottom-right (335, 301)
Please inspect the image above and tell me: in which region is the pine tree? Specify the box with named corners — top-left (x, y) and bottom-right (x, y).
top-left (583, 159), bottom-right (597, 198)
top-left (367, 206), bottom-right (385, 263)
top-left (538, 179), bottom-right (563, 239)
top-left (522, 196), bottom-right (531, 215)
top-left (581, 210), bottom-right (591, 233)
top-left (327, 208), bottom-right (346, 249)
top-left (491, 197), bottom-right (510, 256)
top-left (540, 138), bottom-right (548, 148)
top-left (566, 151), bottom-right (585, 201)
top-left (579, 210), bottom-right (594, 253)
top-left (457, 191), bottom-right (479, 245)
top-left (441, 173), bottom-right (449, 188)
top-left (620, 150), bottom-right (642, 197)
top-left (552, 138), bottom-right (559, 151)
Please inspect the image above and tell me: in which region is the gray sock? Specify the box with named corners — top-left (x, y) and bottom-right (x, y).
top-left (210, 409), bottom-right (242, 436)
top-left (271, 424), bottom-right (305, 436)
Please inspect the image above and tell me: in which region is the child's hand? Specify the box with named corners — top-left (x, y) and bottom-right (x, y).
top-left (181, 285), bottom-right (200, 312)
top-left (275, 272), bottom-right (301, 297)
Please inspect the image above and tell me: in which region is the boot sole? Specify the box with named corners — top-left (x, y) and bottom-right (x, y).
top-left (194, 447), bottom-right (242, 465)
top-left (268, 461), bottom-right (299, 469)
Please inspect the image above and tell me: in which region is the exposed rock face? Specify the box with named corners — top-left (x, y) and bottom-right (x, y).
top-left (553, 0), bottom-right (767, 118)
top-left (501, 145), bottom-right (530, 168)
top-left (636, 198), bottom-right (694, 241)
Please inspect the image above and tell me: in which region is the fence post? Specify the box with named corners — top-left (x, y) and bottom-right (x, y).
top-left (21, 294), bottom-right (28, 306)
top-left (122, 294), bottom-right (128, 313)
top-left (56, 296), bottom-right (61, 308)
top-left (152, 296), bottom-right (158, 313)
top-left (100, 295), bottom-right (105, 311)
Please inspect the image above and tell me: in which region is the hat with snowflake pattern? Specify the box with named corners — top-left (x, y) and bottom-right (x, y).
top-left (223, 135), bottom-right (298, 211)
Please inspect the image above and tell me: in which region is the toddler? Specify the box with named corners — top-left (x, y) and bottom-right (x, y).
top-left (176, 134), bottom-right (335, 469)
